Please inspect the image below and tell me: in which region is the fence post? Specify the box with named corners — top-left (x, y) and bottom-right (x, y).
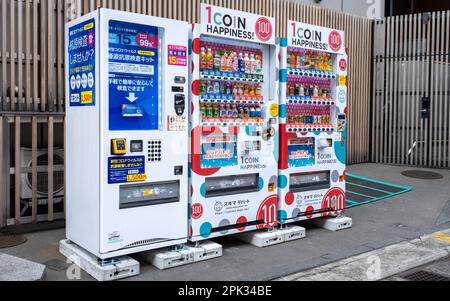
top-left (0, 115), bottom-right (4, 229)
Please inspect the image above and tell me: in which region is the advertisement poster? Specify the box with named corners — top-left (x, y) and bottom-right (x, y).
top-left (68, 19), bottom-right (96, 107)
top-left (168, 45), bottom-right (187, 66)
top-left (108, 20), bottom-right (160, 131)
top-left (288, 139), bottom-right (315, 167)
top-left (288, 20), bottom-right (345, 54)
top-left (201, 135), bottom-right (237, 168)
top-left (108, 156), bottom-right (146, 184)
top-left (200, 4), bottom-right (276, 45)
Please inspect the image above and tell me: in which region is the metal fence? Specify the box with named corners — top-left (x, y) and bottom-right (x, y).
top-left (0, 0), bottom-right (373, 228)
top-left (372, 11), bottom-right (450, 168)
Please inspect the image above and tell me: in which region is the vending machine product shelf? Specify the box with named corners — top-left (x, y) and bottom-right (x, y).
top-left (278, 21), bottom-right (348, 225)
top-left (189, 4), bottom-right (280, 242)
top-left (65, 9), bottom-right (190, 261)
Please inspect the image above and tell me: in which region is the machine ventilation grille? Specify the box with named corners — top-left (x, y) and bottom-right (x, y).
top-left (148, 140), bottom-right (162, 162)
top-left (26, 153), bottom-right (65, 195)
top-left (123, 238), bottom-right (167, 249)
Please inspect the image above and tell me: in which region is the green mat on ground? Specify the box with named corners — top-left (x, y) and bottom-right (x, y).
top-left (346, 173), bottom-right (413, 208)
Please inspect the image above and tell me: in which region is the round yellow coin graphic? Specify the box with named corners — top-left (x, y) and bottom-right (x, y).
top-left (269, 103), bottom-right (279, 117)
top-left (339, 75), bottom-right (347, 86)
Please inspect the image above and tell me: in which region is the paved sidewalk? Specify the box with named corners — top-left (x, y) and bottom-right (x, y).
top-left (1, 163), bottom-right (450, 281)
top-left (277, 229), bottom-right (450, 281)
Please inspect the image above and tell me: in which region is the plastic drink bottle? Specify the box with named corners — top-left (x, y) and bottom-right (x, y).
top-left (232, 52), bottom-right (239, 72)
top-left (206, 48), bottom-right (214, 70)
top-left (214, 50), bottom-right (221, 71)
top-left (220, 51), bottom-right (227, 72)
top-left (300, 84), bottom-right (305, 97)
top-left (290, 52), bottom-right (297, 68)
top-left (200, 47), bottom-right (207, 70)
top-left (220, 104), bottom-right (227, 119)
top-left (232, 105), bottom-right (238, 118)
top-left (226, 51), bottom-right (233, 72)
top-left (297, 53), bottom-right (302, 69)
top-left (250, 54), bottom-right (256, 74)
top-left (244, 53), bottom-right (250, 74)
top-left (200, 103), bottom-right (205, 120)
top-left (226, 104), bottom-right (233, 119)
top-left (255, 84), bottom-right (262, 96)
top-left (238, 53), bottom-right (245, 73)
top-left (238, 106), bottom-right (244, 119)
top-left (213, 81), bottom-right (220, 94)
top-left (249, 84), bottom-right (255, 96)
top-left (206, 81), bottom-right (214, 94)
top-left (255, 55), bottom-right (262, 74)
top-left (256, 106), bottom-right (262, 118)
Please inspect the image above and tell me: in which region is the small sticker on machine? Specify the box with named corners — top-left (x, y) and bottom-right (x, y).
top-left (168, 45), bottom-right (187, 66)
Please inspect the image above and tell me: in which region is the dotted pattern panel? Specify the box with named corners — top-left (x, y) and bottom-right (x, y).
top-left (148, 140), bottom-right (162, 162)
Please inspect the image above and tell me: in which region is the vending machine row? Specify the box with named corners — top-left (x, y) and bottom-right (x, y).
top-left (62, 6), bottom-right (351, 281)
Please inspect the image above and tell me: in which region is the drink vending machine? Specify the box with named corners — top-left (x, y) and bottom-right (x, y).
top-left (189, 4), bottom-right (280, 241)
top-left (278, 21), bottom-right (348, 225)
top-left (65, 9), bottom-right (190, 259)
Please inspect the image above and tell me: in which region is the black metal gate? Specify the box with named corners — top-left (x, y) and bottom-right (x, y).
top-left (372, 11), bottom-right (450, 168)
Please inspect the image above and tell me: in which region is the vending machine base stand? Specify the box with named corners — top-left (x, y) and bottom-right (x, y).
top-left (59, 239), bottom-right (140, 281)
top-left (308, 215), bottom-right (353, 232)
top-left (235, 225), bottom-right (306, 248)
top-left (137, 241), bottom-right (223, 270)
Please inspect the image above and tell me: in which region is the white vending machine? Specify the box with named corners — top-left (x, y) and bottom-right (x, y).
top-left (65, 9), bottom-right (190, 259)
top-left (278, 21), bottom-right (348, 225)
top-left (189, 4), bottom-right (279, 242)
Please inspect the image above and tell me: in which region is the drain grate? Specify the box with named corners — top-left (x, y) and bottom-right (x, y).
top-left (401, 270), bottom-right (450, 281)
top-left (401, 170), bottom-right (443, 180)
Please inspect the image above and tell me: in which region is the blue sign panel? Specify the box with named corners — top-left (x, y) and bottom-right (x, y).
top-left (68, 19), bottom-right (96, 107)
top-left (108, 156), bottom-right (146, 184)
top-left (109, 20), bottom-right (160, 131)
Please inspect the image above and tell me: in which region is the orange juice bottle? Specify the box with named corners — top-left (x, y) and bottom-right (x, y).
top-left (290, 52), bottom-right (297, 68)
top-left (200, 47), bottom-right (207, 70)
top-left (206, 48), bottom-right (214, 70)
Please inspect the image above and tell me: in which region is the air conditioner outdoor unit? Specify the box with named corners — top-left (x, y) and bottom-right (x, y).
top-left (20, 148), bottom-right (65, 205)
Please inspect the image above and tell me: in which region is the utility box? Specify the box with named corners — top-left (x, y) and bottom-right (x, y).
top-left (65, 9), bottom-right (189, 259)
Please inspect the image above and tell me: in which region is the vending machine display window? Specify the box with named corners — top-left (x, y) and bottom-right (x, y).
top-left (205, 174), bottom-right (260, 198)
top-left (198, 38), bottom-right (267, 126)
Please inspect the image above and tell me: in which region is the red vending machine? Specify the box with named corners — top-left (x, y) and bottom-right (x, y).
top-left (189, 4), bottom-right (279, 242)
top-left (278, 21), bottom-right (348, 226)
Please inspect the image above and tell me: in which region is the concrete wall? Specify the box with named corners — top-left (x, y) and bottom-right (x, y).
top-left (292, 0), bottom-right (384, 19)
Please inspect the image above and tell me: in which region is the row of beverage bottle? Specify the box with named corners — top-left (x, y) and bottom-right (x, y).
top-left (200, 43), bottom-right (263, 75)
top-left (287, 84), bottom-right (331, 98)
top-left (200, 102), bottom-right (263, 122)
top-left (287, 49), bottom-right (333, 72)
top-left (286, 105), bottom-right (332, 125)
top-left (200, 81), bottom-right (262, 98)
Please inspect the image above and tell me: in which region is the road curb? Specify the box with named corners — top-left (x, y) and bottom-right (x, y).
top-left (276, 229), bottom-right (450, 281)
